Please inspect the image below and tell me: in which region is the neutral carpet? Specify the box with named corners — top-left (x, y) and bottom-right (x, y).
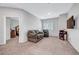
top-left (0, 37), bottom-right (79, 55)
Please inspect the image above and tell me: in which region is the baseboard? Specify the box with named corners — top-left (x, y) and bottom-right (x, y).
top-left (19, 38), bottom-right (27, 43)
top-left (68, 39), bottom-right (79, 53)
top-left (0, 42), bottom-right (6, 45)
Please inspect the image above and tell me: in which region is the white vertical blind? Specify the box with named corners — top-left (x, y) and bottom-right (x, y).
top-left (42, 20), bottom-right (53, 30)
top-left (42, 19), bottom-right (58, 36)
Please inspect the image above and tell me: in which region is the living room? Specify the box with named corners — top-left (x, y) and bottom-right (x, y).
top-left (0, 3), bottom-right (79, 55)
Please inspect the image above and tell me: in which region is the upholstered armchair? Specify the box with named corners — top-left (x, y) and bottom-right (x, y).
top-left (27, 30), bottom-right (44, 43)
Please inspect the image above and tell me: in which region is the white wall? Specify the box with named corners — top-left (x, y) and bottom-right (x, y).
top-left (0, 7), bottom-right (41, 45)
top-left (68, 4), bottom-right (79, 18)
top-left (77, 16), bottom-right (79, 29)
top-left (10, 19), bottom-right (19, 29)
top-left (42, 18), bottom-right (58, 36)
top-left (67, 29), bottom-right (79, 52)
top-left (0, 15), bottom-right (5, 44)
top-left (42, 13), bottom-right (67, 37)
top-left (6, 18), bottom-right (10, 40)
top-left (68, 3), bottom-right (79, 29)
top-left (67, 3), bottom-right (79, 52)
top-left (23, 12), bottom-right (42, 31)
top-left (58, 13), bottom-right (68, 31)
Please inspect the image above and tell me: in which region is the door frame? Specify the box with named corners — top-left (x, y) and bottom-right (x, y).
top-left (4, 16), bottom-right (20, 44)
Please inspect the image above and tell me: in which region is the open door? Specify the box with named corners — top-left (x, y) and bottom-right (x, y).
top-left (5, 17), bottom-right (19, 44)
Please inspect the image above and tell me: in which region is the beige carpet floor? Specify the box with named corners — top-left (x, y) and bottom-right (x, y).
top-left (0, 37), bottom-right (79, 55)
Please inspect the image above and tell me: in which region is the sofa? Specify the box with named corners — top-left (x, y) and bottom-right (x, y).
top-left (27, 30), bottom-right (44, 43)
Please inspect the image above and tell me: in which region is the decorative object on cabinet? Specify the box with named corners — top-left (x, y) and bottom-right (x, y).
top-left (67, 16), bottom-right (75, 29)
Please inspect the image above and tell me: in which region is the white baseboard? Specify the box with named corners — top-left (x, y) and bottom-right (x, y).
top-left (0, 42), bottom-right (6, 45)
top-left (68, 39), bottom-right (79, 53)
top-left (19, 38), bottom-right (27, 43)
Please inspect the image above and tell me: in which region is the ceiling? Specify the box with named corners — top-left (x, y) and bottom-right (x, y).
top-left (0, 3), bottom-right (73, 19)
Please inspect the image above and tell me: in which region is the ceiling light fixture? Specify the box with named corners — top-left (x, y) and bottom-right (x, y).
top-left (48, 13), bottom-right (51, 15)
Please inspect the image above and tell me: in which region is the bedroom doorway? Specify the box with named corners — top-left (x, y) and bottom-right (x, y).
top-left (4, 17), bottom-right (19, 44)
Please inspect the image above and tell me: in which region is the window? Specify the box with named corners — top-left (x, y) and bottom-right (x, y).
top-left (42, 20), bottom-right (53, 31)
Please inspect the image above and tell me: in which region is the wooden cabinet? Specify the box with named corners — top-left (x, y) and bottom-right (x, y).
top-left (59, 30), bottom-right (67, 40)
top-left (11, 30), bottom-right (16, 38)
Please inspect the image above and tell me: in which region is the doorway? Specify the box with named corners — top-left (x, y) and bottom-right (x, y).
top-left (4, 17), bottom-right (19, 44)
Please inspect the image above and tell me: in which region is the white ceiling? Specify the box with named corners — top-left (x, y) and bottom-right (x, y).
top-left (0, 3), bottom-right (73, 19)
